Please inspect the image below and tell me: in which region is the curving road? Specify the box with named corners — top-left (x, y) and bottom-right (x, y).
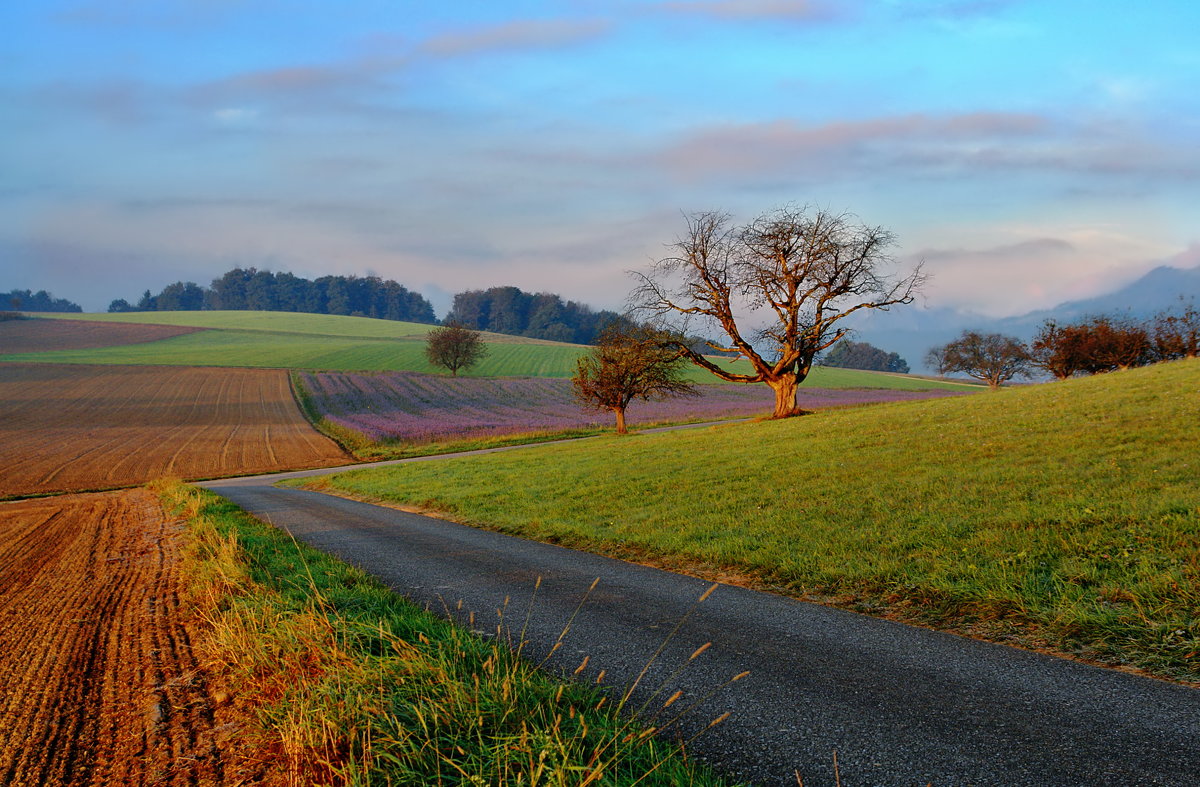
top-left (203, 454), bottom-right (1199, 786)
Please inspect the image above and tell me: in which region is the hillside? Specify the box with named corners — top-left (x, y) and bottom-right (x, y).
top-left (4, 311), bottom-right (975, 389)
top-left (306, 358), bottom-right (1200, 681)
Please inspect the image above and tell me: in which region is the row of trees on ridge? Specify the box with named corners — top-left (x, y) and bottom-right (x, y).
top-left (928, 304), bottom-right (1199, 388)
top-left (445, 287), bottom-right (623, 345)
top-left (4, 289), bottom-right (82, 313)
top-left (820, 340), bottom-right (910, 373)
top-left (109, 268), bottom-right (437, 323)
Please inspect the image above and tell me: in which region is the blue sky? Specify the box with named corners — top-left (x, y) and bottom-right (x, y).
top-left (3, 0), bottom-right (1198, 317)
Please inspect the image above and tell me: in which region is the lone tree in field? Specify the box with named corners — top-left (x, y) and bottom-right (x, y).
top-left (572, 324), bottom-right (698, 434)
top-left (631, 206), bottom-right (923, 418)
top-left (425, 321), bottom-right (488, 376)
top-left (927, 331), bottom-right (1031, 388)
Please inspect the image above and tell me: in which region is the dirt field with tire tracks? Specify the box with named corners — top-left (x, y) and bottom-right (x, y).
top-left (0, 489), bottom-right (262, 786)
top-left (0, 363), bottom-right (349, 497)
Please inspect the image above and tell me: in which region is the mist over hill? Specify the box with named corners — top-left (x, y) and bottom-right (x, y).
top-left (848, 263), bottom-right (1200, 373)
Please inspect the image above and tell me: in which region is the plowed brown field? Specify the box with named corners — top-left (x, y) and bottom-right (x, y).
top-left (0, 490), bottom-right (258, 785)
top-left (0, 364), bottom-right (349, 497)
top-left (0, 318), bottom-right (201, 354)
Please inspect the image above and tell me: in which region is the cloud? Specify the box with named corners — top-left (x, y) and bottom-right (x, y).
top-left (651, 0), bottom-right (845, 22)
top-left (33, 79), bottom-right (156, 126)
top-left (418, 19), bottom-right (612, 58)
top-left (1165, 243), bottom-right (1200, 270)
top-left (652, 112), bottom-right (1048, 181)
top-left (187, 62), bottom-right (388, 112)
top-left (212, 106), bottom-right (258, 125)
top-left (648, 111), bottom-right (1200, 187)
top-left (912, 232), bottom-right (1179, 316)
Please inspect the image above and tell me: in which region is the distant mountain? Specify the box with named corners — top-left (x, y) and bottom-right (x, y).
top-left (997, 264), bottom-right (1200, 332)
top-left (846, 264), bottom-right (1200, 373)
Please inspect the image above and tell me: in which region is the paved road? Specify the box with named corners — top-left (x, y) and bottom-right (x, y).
top-left (203, 464), bottom-right (1199, 786)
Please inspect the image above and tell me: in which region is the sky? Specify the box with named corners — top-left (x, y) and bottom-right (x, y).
top-left (2, 0), bottom-right (1198, 318)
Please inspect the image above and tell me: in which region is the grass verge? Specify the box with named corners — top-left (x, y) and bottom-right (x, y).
top-left (157, 480), bottom-right (743, 786)
top-left (296, 359), bottom-right (1200, 683)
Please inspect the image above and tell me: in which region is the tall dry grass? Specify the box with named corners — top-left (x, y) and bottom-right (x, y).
top-left (158, 480), bottom-right (745, 786)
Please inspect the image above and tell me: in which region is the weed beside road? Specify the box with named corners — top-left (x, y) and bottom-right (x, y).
top-left (162, 481), bottom-right (743, 785)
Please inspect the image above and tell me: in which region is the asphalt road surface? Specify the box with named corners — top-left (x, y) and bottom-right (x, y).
top-left (203, 460), bottom-right (1199, 786)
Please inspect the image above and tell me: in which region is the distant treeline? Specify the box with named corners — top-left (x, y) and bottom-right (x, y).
top-left (446, 286), bottom-right (624, 345)
top-left (820, 340), bottom-right (910, 373)
top-left (4, 289), bottom-right (82, 313)
top-left (109, 268), bottom-right (437, 324)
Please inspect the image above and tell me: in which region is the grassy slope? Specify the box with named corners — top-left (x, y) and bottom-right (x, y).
top-left (305, 359), bottom-right (1200, 681)
top-left (5, 311), bottom-right (973, 389)
top-left (162, 481), bottom-right (741, 785)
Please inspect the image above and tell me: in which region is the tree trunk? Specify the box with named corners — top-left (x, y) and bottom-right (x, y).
top-left (613, 407), bottom-right (627, 435)
top-left (768, 375), bottom-right (799, 418)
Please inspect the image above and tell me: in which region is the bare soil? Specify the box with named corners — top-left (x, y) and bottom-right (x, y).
top-left (0, 318), bottom-right (202, 354)
top-left (0, 363), bottom-right (350, 497)
top-left (0, 489), bottom-right (263, 786)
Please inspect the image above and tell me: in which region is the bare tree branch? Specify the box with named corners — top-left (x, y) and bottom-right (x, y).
top-left (630, 205), bottom-right (923, 417)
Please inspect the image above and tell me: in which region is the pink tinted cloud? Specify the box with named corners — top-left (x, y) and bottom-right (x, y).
top-left (1166, 243), bottom-right (1200, 268)
top-left (653, 0), bottom-right (844, 22)
top-left (35, 78), bottom-right (153, 126)
top-left (190, 63), bottom-right (377, 104)
top-left (910, 236), bottom-right (1189, 315)
top-left (651, 111), bottom-right (1200, 185)
top-left (419, 19), bottom-right (612, 57)
top-left (656, 112), bottom-right (1048, 177)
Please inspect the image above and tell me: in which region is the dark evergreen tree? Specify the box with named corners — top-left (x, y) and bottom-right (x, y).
top-left (822, 340), bottom-right (910, 373)
top-left (113, 268), bottom-right (435, 323)
top-left (154, 282), bottom-right (206, 311)
top-left (446, 286), bottom-right (622, 344)
top-left (1, 290), bottom-right (82, 312)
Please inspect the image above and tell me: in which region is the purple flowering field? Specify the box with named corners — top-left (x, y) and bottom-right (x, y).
top-left (299, 370), bottom-right (961, 445)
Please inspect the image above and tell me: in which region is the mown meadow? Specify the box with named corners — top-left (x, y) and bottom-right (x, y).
top-left (162, 480), bottom-right (743, 786)
top-left (301, 359), bottom-right (1200, 682)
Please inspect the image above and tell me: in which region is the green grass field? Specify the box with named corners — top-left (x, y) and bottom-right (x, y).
top-left (7, 327), bottom-right (588, 376)
top-left (303, 358), bottom-right (1200, 681)
top-left (38, 309), bottom-right (444, 338)
top-left (6, 311), bottom-right (975, 389)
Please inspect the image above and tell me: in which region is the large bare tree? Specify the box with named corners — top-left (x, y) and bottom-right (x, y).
top-left (631, 206), bottom-right (923, 418)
